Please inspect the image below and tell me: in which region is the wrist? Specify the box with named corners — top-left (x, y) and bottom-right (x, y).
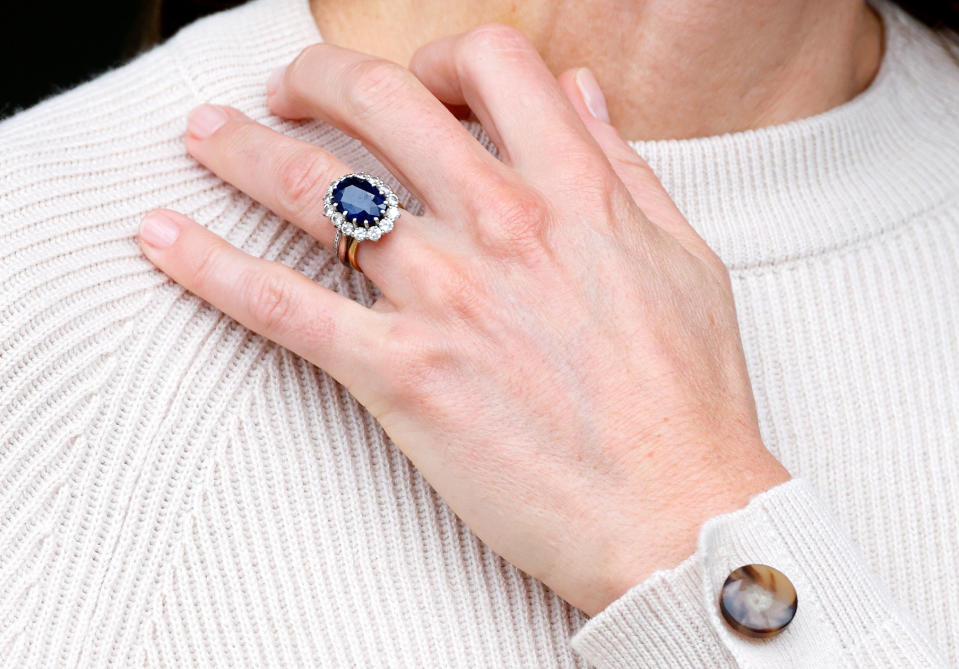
top-left (582, 446), bottom-right (791, 616)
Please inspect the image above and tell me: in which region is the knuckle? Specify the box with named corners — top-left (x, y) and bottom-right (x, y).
top-left (221, 120), bottom-right (259, 155)
top-left (462, 23), bottom-right (534, 58)
top-left (284, 43), bottom-right (323, 97)
top-left (216, 118), bottom-right (276, 165)
top-left (708, 251), bottom-right (733, 286)
top-left (687, 242), bottom-right (732, 290)
top-left (430, 257), bottom-right (489, 322)
top-left (496, 193), bottom-right (549, 240)
top-left (379, 321), bottom-right (450, 401)
top-left (191, 243), bottom-right (226, 293)
top-left (394, 347), bottom-right (447, 403)
top-left (343, 59), bottom-right (416, 120)
top-left (275, 151), bottom-right (331, 219)
top-left (565, 158), bottom-right (624, 204)
top-left (241, 268), bottom-right (297, 332)
top-left (612, 148), bottom-right (658, 179)
top-left (473, 182), bottom-right (550, 256)
top-left (705, 247), bottom-right (726, 271)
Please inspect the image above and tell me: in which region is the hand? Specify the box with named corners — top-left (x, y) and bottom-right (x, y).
top-left (137, 25), bottom-right (791, 616)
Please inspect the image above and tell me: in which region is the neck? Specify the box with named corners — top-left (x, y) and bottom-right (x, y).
top-left (309, 0), bottom-right (883, 141)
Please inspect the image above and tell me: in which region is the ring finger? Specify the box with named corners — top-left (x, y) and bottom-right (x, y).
top-left (185, 104), bottom-right (428, 304)
top-left (267, 43), bottom-right (512, 220)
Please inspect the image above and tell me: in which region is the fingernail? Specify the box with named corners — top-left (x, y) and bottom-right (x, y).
top-left (139, 211), bottom-right (180, 249)
top-left (266, 66), bottom-right (285, 96)
top-left (187, 104), bottom-right (228, 140)
top-left (575, 67), bottom-right (610, 123)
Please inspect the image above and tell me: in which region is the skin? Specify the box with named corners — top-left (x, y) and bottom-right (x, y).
top-left (311, 0), bottom-right (883, 139)
top-left (137, 1), bottom-right (883, 616)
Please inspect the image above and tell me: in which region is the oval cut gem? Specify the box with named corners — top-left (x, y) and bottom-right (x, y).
top-left (332, 176), bottom-right (386, 225)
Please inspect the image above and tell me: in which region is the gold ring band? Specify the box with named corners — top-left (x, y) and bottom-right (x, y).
top-left (347, 237), bottom-right (361, 272)
top-left (335, 228), bottom-right (364, 274)
top-left (335, 228), bottom-right (349, 267)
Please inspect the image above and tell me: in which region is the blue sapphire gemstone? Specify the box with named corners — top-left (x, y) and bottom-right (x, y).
top-left (332, 176), bottom-right (386, 225)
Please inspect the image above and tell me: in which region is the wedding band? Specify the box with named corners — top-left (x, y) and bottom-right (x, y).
top-left (347, 236), bottom-right (361, 271)
top-left (334, 228), bottom-right (363, 273)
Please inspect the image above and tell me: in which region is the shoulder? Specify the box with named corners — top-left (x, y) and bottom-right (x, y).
top-left (879, 0), bottom-right (959, 111)
top-left (874, 1), bottom-right (959, 218)
top-left (0, 5), bottom-right (334, 657)
top-left (0, 0), bottom-right (321, 243)
top-left (0, 0), bottom-right (340, 390)
top-left (0, 0), bottom-right (309, 394)
top-left (0, 40), bottom-right (199, 246)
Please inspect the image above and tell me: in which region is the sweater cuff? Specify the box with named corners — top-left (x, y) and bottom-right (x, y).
top-left (570, 477), bottom-right (946, 668)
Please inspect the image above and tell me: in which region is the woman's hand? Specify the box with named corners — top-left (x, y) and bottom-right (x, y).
top-left (137, 24), bottom-right (791, 616)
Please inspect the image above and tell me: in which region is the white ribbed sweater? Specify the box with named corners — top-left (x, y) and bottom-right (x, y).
top-left (1, 0), bottom-right (958, 666)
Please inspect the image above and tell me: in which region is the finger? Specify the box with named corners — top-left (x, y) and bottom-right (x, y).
top-left (408, 24), bottom-right (603, 179)
top-left (267, 43), bottom-right (509, 218)
top-left (137, 208), bottom-right (387, 391)
top-left (557, 67), bottom-right (720, 264)
top-left (185, 104), bottom-right (427, 304)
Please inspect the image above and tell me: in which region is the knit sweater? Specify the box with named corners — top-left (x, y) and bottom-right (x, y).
top-left (1, 0), bottom-right (957, 665)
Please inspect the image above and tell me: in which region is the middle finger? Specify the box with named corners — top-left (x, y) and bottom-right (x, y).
top-left (267, 43), bottom-right (511, 219)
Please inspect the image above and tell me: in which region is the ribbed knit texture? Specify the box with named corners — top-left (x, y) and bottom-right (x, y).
top-left (1, 0), bottom-right (957, 666)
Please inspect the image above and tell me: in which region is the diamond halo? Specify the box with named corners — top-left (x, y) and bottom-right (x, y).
top-left (323, 172), bottom-right (401, 242)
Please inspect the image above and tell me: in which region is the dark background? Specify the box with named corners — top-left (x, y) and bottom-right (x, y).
top-left (0, 0), bottom-right (245, 120)
top-left (2, 0), bottom-right (957, 122)
top-left (1, 1), bottom-right (149, 119)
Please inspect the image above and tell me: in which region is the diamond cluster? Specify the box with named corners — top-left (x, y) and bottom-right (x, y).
top-left (323, 172), bottom-right (400, 241)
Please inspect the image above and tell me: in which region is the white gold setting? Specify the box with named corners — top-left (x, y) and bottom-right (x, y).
top-left (323, 172), bottom-right (401, 242)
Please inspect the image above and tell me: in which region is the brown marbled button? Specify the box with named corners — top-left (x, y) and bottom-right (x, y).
top-left (719, 564), bottom-right (797, 638)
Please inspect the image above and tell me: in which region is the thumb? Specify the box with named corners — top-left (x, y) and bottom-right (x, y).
top-left (558, 67), bottom-right (716, 262)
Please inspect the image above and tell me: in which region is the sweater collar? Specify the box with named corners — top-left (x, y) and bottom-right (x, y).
top-left (173, 0), bottom-right (957, 270)
top-left (627, 1), bottom-right (959, 270)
